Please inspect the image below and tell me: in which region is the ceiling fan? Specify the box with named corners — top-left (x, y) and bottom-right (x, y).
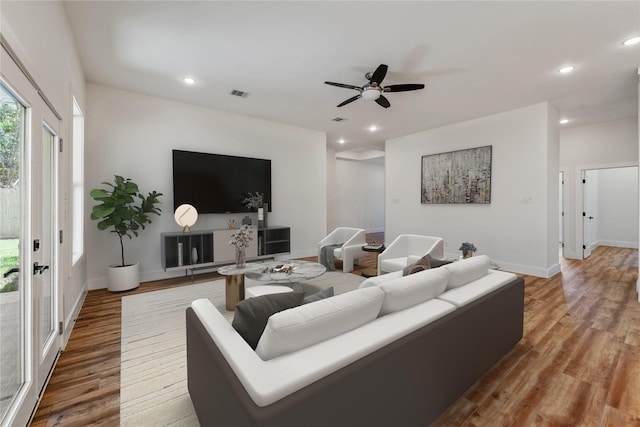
top-left (325, 64), bottom-right (425, 108)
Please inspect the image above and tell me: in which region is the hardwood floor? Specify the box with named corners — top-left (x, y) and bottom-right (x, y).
top-left (30, 245), bottom-right (639, 426)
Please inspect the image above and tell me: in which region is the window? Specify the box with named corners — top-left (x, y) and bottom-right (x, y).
top-left (71, 97), bottom-right (84, 264)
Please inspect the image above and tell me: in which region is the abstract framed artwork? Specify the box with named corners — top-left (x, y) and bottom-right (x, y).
top-left (421, 145), bottom-right (492, 204)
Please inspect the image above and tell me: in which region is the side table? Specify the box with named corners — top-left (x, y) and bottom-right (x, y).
top-left (217, 264), bottom-right (260, 310)
top-left (361, 244), bottom-right (385, 278)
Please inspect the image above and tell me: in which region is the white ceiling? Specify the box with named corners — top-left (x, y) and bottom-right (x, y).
top-left (62, 1), bottom-right (640, 155)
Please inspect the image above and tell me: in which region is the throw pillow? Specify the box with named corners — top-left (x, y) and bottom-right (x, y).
top-left (232, 291), bottom-right (304, 349)
top-left (409, 255), bottom-right (431, 274)
top-left (302, 286), bottom-right (334, 304)
top-left (427, 254), bottom-right (453, 268)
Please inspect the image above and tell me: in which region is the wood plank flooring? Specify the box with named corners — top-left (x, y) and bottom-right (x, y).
top-left (30, 244), bottom-right (639, 426)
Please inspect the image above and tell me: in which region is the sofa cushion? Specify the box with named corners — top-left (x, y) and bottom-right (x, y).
top-left (359, 270), bottom-right (403, 288)
top-left (443, 255), bottom-right (491, 289)
top-left (438, 270), bottom-right (517, 307)
top-left (379, 267), bottom-right (450, 315)
top-left (255, 286), bottom-right (385, 360)
top-left (302, 286), bottom-right (334, 304)
top-left (232, 291), bottom-right (305, 349)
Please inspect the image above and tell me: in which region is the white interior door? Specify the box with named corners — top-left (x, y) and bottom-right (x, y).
top-left (559, 172), bottom-right (564, 257)
top-left (583, 170), bottom-right (598, 259)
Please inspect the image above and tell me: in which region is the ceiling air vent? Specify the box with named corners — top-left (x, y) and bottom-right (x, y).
top-left (332, 117), bottom-right (347, 122)
top-left (230, 89), bottom-right (249, 98)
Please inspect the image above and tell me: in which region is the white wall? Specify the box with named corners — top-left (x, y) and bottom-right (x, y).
top-left (2, 0), bottom-right (87, 340)
top-left (559, 117), bottom-right (638, 259)
top-left (332, 159), bottom-right (384, 233)
top-left (85, 83), bottom-right (327, 289)
top-left (386, 102), bottom-right (560, 277)
top-left (594, 167), bottom-right (638, 248)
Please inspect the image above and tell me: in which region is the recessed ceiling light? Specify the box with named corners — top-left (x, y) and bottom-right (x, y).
top-left (183, 77), bottom-right (196, 85)
top-left (558, 66), bottom-right (575, 74)
top-left (559, 119), bottom-right (569, 125)
top-left (369, 125), bottom-right (378, 132)
top-left (623, 36), bottom-right (640, 46)
top-left (338, 139), bottom-right (345, 144)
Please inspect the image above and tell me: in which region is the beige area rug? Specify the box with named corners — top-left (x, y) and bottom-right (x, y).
top-left (120, 271), bottom-right (365, 426)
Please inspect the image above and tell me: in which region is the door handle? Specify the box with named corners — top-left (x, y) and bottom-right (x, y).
top-left (33, 263), bottom-right (49, 275)
top-left (3, 267), bottom-right (19, 278)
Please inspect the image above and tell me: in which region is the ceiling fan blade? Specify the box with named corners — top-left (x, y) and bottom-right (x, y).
top-left (337, 94), bottom-right (362, 107)
top-left (369, 64), bottom-right (388, 85)
top-left (384, 83), bottom-right (425, 92)
top-left (375, 95), bottom-right (391, 108)
top-left (325, 81), bottom-right (362, 91)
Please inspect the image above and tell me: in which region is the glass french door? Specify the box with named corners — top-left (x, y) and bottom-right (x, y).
top-left (36, 123), bottom-right (58, 391)
top-left (0, 82), bottom-right (27, 426)
top-left (1, 44), bottom-right (61, 426)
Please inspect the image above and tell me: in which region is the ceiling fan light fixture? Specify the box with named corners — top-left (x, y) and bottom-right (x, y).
top-left (362, 87), bottom-right (381, 100)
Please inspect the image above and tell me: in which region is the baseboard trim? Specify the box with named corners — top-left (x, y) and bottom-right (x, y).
top-left (597, 240), bottom-right (639, 249)
top-left (63, 286), bottom-right (88, 348)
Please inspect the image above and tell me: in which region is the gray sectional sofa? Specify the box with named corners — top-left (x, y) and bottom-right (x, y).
top-left (186, 255), bottom-right (524, 427)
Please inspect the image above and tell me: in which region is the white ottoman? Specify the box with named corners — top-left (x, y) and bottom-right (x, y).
top-left (245, 285), bottom-right (294, 299)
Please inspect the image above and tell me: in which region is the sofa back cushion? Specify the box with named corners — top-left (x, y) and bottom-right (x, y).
top-left (443, 255), bottom-right (491, 289)
top-left (255, 286), bottom-right (385, 360)
top-left (379, 267), bottom-right (450, 315)
top-left (232, 291), bottom-right (305, 349)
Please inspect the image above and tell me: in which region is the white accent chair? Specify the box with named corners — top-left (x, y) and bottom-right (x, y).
top-left (318, 227), bottom-right (367, 273)
top-left (378, 234), bottom-right (445, 275)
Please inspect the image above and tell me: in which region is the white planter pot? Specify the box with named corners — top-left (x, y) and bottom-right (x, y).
top-left (107, 262), bottom-right (140, 292)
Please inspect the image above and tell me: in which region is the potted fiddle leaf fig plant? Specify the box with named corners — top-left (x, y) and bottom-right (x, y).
top-left (90, 175), bottom-right (162, 292)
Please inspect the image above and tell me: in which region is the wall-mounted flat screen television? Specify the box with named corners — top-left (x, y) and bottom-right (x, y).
top-left (172, 150), bottom-right (272, 214)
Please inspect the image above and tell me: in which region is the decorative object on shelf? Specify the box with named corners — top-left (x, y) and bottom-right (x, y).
top-left (259, 202), bottom-right (269, 228)
top-left (421, 145), bottom-right (492, 204)
top-left (242, 192), bottom-right (266, 227)
top-left (227, 219), bottom-right (237, 229)
top-left (90, 175), bottom-right (162, 292)
top-left (174, 203), bottom-right (198, 233)
top-left (192, 247), bottom-right (198, 264)
top-left (242, 216), bottom-right (252, 226)
top-left (178, 242), bottom-right (184, 267)
top-left (459, 242), bottom-right (477, 259)
top-left (229, 224), bottom-right (254, 268)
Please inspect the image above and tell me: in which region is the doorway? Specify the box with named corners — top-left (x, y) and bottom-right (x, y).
top-left (582, 166), bottom-right (639, 259)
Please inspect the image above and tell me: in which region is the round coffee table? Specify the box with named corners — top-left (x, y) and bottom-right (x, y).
top-left (244, 260), bottom-right (326, 284)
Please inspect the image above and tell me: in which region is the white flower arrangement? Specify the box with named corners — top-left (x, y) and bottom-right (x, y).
top-left (229, 224), bottom-right (254, 249)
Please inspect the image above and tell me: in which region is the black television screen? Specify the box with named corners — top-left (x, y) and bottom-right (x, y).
top-left (172, 150), bottom-right (271, 214)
